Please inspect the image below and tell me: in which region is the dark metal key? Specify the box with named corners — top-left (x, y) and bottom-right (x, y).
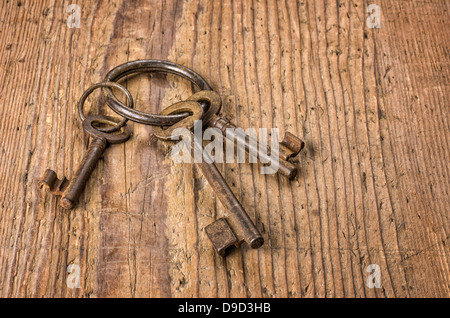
top-left (40, 115), bottom-right (131, 209)
top-left (153, 101), bottom-right (264, 256)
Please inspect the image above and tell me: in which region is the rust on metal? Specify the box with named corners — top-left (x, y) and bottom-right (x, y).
top-left (39, 169), bottom-right (69, 196)
top-left (279, 132), bottom-right (305, 161)
top-left (82, 115), bottom-right (131, 144)
top-left (40, 115), bottom-right (131, 210)
top-left (153, 101), bottom-right (264, 256)
top-left (77, 82), bottom-right (134, 133)
top-left (103, 60), bottom-right (213, 126)
top-left (152, 101), bottom-right (204, 141)
top-left (205, 218), bottom-right (239, 257)
top-left (59, 136), bottom-right (108, 209)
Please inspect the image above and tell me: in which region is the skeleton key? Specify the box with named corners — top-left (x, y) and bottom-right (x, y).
top-left (153, 101), bottom-right (264, 256)
top-left (186, 91), bottom-right (305, 179)
top-left (40, 115), bottom-right (131, 209)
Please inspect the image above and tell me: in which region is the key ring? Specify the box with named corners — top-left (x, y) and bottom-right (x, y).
top-left (78, 82), bottom-right (134, 133)
top-left (102, 60), bottom-right (215, 126)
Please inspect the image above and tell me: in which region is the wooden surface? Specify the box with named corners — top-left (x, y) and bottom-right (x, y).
top-left (0, 0), bottom-right (449, 298)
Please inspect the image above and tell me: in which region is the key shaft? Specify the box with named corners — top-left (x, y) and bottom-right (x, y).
top-left (191, 132), bottom-right (264, 250)
top-left (60, 137), bottom-right (107, 209)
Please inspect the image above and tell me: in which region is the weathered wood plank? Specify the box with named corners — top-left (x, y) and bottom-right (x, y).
top-left (0, 0), bottom-right (448, 298)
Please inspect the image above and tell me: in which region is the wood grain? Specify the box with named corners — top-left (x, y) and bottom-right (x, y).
top-left (0, 0), bottom-right (448, 297)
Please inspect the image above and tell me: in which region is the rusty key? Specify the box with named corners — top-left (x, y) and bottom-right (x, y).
top-left (186, 91), bottom-right (305, 179)
top-left (40, 115), bottom-right (131, 209)
top-left (153, 101), bottom-right (264, 256)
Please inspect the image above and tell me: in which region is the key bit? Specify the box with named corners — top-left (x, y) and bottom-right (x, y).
top-left (204, 218), bottom-right (239, 257)
top-left (39, 169), bottom-right (69, 196)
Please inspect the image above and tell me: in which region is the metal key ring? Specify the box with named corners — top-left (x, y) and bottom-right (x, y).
top-left (103, 60), bottom-right (212, 126)
top-left (78, 82), bottom-right (134, 133)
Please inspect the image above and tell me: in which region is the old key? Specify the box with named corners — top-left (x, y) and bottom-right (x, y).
top-left (153, 101), bottom-right (264, 256)
top-left (40, 115), bottom-right (131, 209)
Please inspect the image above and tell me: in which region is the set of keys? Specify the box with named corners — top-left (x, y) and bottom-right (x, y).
top-left (40, 60), bottom-right (304, 256)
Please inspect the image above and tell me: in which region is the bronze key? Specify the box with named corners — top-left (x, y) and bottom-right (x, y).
top-left (153, 101), bottom-right (264, 256)
top-left (40, 115), bottom-right (131, 209)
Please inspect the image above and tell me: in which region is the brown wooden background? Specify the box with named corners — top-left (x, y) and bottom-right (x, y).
top-left (0, 0), bottom-right (449, 298)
